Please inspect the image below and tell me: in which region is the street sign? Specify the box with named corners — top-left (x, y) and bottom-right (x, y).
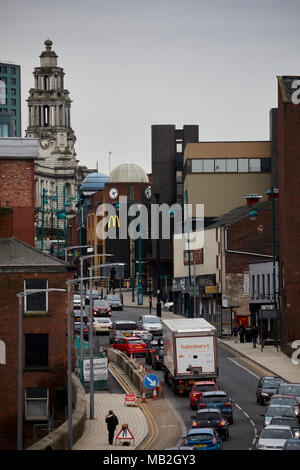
top-left (144, 374), bottom-right (159, 390)
top-left (115, 426), bottom-right (134, 440)
top-left (259, 309), bottom-right (278, 320)
top-left (124, 394), bottom-right (136, 406)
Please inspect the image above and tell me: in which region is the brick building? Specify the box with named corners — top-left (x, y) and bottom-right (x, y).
top-left (0, 208), bottom-right (74, 450)
top-left (0, 138), bottom-right (38, 246)
top-left (277, 76), bottom-right (300, 352)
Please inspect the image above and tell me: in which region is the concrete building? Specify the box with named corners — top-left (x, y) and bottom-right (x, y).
top-left (0, 207), bottom-right (74, 450)
top-left (0, 138), bottom-right (38, 246)
top-left (0, 62), bottom-right (21, 137)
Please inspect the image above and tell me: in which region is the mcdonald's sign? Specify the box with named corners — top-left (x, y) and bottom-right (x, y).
top-left (108, 215), bottom-right (120, 228)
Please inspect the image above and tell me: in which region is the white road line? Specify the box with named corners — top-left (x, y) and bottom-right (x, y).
top-left (227, 357), bottom-right (260, 379)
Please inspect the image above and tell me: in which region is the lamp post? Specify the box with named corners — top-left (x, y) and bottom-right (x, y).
top-left (17, 288), bottom-right (66, 451)
top-left (155, 193), bottom-right (161, 317)
top-left (137, 205), bottom-right (143, 305)
top-left (64, 245), bottom-right (93, 263)
top-left (184, 189), bottom-right (193, 318)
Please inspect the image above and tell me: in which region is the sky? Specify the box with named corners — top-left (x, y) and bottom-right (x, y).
top-left (1, 0), bottom-right (300, 175)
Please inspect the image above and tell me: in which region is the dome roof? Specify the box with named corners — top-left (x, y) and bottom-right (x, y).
top-left (108, 162), bottom-right (149, 183)
top-left (82, 172), bottom-right (108, 192)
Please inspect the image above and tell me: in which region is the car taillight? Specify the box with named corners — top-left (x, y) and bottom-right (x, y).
top-left (224, 402), bottom-right (231, 407)
top-left (220, 419), bottom-right (226, 426)
top-left (192, 393), bottom-right (197, 398)
top-left (156, 355), bottom-right (159, 360)
top-left (150, 349), bottom-right (155, 353)
top-left (192, 421), bottom-right (198, 427)
top-left (199, 403), bottom-right (206, 408)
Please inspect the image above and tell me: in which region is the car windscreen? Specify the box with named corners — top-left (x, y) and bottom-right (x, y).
top-left (195, 412), bottom-right (221, 421)
top-left (188, 433), bottom-right (212, 442)
top-left (285, 441), bottom-right (300, 450)
top-left (143, 317), bottom-right (161, 323)
top-left (115, 323), bottom-right (137, 330)
top-left (261, 428), bottom-right (292, 440)
top-left (202, 395), bottom-right (227, 403)
top-left (195, 384), bottom-right (216, 392)
top-left (271, 418), bottom-right (298, 427)
top-left (74, 295), bottom-right (81, 300)
top-left (271, 397), bottom-right (297, 406)
top-left (262, 378), bottom-right (283, 388)
top-left (94, 300), bottom-right (108, 306)
top-left (107, 296), bottom-right (120, 301)
top-left (278, 385), bottom-right (300, 396)
top-left (266, 406), bottom-right (295, 417)
top-left (127, 339), bottom-right (144, 345)
top-left (95, 318), bottom-right (110, 323)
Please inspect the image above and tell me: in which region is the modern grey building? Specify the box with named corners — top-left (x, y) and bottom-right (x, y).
top-left (0, 62), bottom-right (21, 137)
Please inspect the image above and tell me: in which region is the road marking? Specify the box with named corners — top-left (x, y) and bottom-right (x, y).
top-left (227, 357), bottom-right (260, 379)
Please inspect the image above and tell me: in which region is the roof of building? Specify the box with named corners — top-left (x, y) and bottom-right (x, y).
top-left (0, 138), bottom-right (39, 159)
top-left (207, 200), bottom-right (271, 230)
top-left (81, 172), bottom-right (108, 192)
top-left (108, 162), bottom-right (149, 183)
top-left (0, 237), bottom-right (73, 272)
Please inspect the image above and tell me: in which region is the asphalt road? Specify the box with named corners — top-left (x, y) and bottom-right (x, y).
top-left (107, 305), bottom-right (268, 450)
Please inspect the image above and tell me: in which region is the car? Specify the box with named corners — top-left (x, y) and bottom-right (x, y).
top-left (74, 314), bottom-right (89, 324)
top-left (269, 416), bottom-right (300, 438)
top-left (132, 330), bottom-right (153, 343)
top-left (85, 289), bottom-right (101, 301)
top-left (74, 321), bottom-right (81, 335)
top-left (93, 299), bottom-right (112, 317)
top-left (151, 347), bottom-right (164, 370)
top-left (198, 391), bottom-right (234, 424)
top-left (191, 408), bottom-right (229, 440)
top-left (110, 320), bottom-right (139, 342)
top-left (256, 376), bottom-right (285, 405)
top-left (73, 294), bottom-right (83, 310)
top-left (256, 425), bottom-right (294, 450)
top-left (93, 317), bottom-right (112, 334)
top-left (268, 394), bottom-right (300, 417)
top-left (111, 337), bottom-right (146, 357)
top-left (182, 428), bottom-right (223, 450)
top-left (145, 337), bottom-right (163, 364)
top-left (261, 404), bottom-right (297, 426)
top-left (283, 438), bottom-right (300, 450)
top-left (164, 302), bottom-right (174, 312)
top-left (189, 380), bottom-right (219, 410)
top-left (106, 294), bottom-right (123, 310)
top-left (74, 321), bottom-right (89, 340)
top-left (138, 315), bottom-right (162, 335)
top-left (276, 383), bottom-right (300, 415)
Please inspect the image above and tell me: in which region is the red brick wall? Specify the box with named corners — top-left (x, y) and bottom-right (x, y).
top-left (0, 159), bottom-right (35, 246)
top-left (278, 82), bottom-right (300, 351)
top-left (0, 270), bottom-right (74, 450)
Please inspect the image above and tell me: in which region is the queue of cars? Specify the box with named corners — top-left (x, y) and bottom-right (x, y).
top-left (256, 375), bottom-right (300, 450)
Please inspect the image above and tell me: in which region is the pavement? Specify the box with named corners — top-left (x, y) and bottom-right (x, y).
top-left (73, 288), bottom-right (300, 450)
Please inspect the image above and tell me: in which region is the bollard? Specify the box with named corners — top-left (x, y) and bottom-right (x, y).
top-left (153, 387), bottom-right (158, 400)
top-left (142, 389), bottom-right (146, 403)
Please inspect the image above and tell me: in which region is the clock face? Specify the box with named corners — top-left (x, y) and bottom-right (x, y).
top-left (109, 187), bottom-right (119, 199)
top-left (40, 138), bottom-right (50, 149)
top-left (145, 186), bottom-right (151, 199)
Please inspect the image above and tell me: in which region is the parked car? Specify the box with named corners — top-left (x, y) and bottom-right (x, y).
top-left (73, 294), bottom-right (82, 310)
top-left (268, 394), bottom-right (299, 417)
top-left (93, 299), bottom-right (112, 317)
top-left (164, 302), bottom-right (174, 312)
top-left (256, 376), bottom-right (285, 405)
top-left (198, 391), bottom-right (234, 424)
top-left (110, 320), bottom-right (139, 342)
top-left (111, 337), bottom-right (146, 357)
top-left (93, 317), bottom-right (112, 334)
top-left (283, 438), bottom-right (300, 450)
top-left (276, 383), bottom-right (300, 414)
top-left (261, 404), bottom-right (297, 426)
top-left (256, 425), bottom-right (294, 450)
top-left (191, 408), bottom-right (229, 440)
top-left (269, 416), bottom-right (300, 438)
top-left (189, 380), bottom-right (219, 410)
top-left (106, 294), bottom-right (123, 310)
top-left (138, 315), bottom-right (162, 335)
top-left (182, 428), bottom-right (223, 450)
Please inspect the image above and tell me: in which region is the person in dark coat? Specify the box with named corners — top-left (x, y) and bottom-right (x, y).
top-left (251, 326), bottom-right (258, 348)
top-left (233, 327), bottom-right (238, 343)
top-left (239, 325), bottom-right (245, 343)
top-left (105, 410), bottom-right (119, 445)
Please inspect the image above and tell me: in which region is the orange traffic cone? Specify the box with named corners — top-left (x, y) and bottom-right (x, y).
top-left (158, 383), bottom-right (164, 398)
top-left (142, 389), bottom-right (146, 403)
top-left (153, 387), bottom-right (158, 399)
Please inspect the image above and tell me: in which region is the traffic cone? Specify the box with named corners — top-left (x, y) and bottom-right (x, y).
top-left (142, 389), bottom-right (146, 403)
top-left (153, 387), bottom-right (158, 400)
top-left (130, 353), bottom-right (133, 361)
top-left (158, 383), bottom-right (164, 398)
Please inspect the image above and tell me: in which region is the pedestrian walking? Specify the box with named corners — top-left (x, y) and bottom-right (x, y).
top-left (251, 326), bottom-right (258, 349)
top-left (105, 410), bottom-right (119, 445)
top-left (233, 327), bottom-right (238, 343)
top-left (239, 325), bottom-right (245, 343)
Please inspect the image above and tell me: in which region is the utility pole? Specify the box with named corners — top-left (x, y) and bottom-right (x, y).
top-left (155, 193), bottom-right (161, 317)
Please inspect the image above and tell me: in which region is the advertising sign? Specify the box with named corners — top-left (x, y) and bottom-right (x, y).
top-left (83, 357), bottom-right (108, 382)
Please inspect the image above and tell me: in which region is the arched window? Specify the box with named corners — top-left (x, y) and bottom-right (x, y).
top-left (44, 75), bottom-right (49, 90)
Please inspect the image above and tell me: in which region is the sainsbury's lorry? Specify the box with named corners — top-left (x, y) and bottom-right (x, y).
top-left (162, 318), bottom-right (218, 395)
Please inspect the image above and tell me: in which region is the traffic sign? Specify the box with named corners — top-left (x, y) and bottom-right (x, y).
top-left (144, 374), bottom-right (159, 390)
top-left (116, 426), bottom-right (134, 440)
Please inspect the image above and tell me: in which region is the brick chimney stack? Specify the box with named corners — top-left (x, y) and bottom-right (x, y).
top-left (0, 207), bottom-right (14, 238)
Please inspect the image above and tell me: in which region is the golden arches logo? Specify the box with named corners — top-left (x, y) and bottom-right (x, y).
top-left (108, 215), bottom-right (120, 228)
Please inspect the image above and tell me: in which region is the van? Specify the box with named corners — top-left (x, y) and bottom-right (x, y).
top-left (110, 320), bottom-right (138, 342)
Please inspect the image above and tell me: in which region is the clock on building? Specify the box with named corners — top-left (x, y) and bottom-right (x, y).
top-left (109, 187), bottom-right (119, 199)
top-left (39, 137), bottom-right (50, 149)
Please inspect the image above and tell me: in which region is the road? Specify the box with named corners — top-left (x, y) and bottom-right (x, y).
top-left (105, 305), bottom-right (269, 450)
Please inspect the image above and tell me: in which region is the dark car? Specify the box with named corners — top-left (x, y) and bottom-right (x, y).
top-left (268, 394), bottom-right (300, 417)
top-left (269, 416), bottom-right (300, 438)
top-left (145, 337), bottom-right (163, 365)
top-left (191, 408), bottom-right (229, 440)
top-left (198, 391), bottom-right (234, 424)
top-left (276, 383), bottom-right (300, 415)
top-left (151, 346), bottom-right (164, 370)
top-left (256, 376), bottom-right (285, 405)
top-left (283, 438), bottom-right (300, 450)
top-left (261, 404), bottom-right (297, 427)
top-left (189, 380), bottom-right (219, 410)
top-left (106, 294), bottom-right (123, 310)
top-left (93, 299), bottom-right (112, 317)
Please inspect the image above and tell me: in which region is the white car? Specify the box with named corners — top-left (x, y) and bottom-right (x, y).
top-left (93, 317), bottom-right (112, 334)
top-left (256, 425), bottom-right (294, 450)
top-left (138, 315), bottom-right (162, 335)
top-left (164, 302), bottom-right (174, 312)
top-left (73, 294), bottom-right (83, 310)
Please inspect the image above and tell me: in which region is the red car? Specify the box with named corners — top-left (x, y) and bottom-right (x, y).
top-left (111, 337), bottom-right (146, 357)
top-left (189, 380), bottom-right (219, 410)
top-left (93, 300), bottom-right (112, 317)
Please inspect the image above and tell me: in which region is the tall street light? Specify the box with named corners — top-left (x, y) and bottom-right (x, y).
top-left (155, 193), bottom-right (161, 317)
top-left (184, 189), bottom-right (193, 318)
top-left (17, 288), bottom-right (66, 451)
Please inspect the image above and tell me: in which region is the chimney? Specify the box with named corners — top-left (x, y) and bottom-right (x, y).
top-left (244, 194), bottom-right (262, 207)
top-left (0, 206), bottom-right (13, 238)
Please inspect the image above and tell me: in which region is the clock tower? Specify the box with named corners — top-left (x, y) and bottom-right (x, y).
top-left (26, 39), bottom-right (85, 244)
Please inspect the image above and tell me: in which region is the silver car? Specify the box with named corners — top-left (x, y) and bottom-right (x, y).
top-left (138, 315), bottom-right (162, 335)
top-left (261, 404), bottom-right (296, 426)
top-left (256, 425), bottom-right (294, 450)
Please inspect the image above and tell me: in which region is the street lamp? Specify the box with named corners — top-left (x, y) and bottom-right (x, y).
top-left (64, 245), bottom-right (93, 263)
top-left (17, 288), bottom-right (66, 451)
top-left (155, 193), bottom-right (161, 317)
top-left (184, 189), bottom-right (193, 318)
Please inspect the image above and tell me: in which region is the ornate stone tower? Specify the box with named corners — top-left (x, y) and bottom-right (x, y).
top-left (26, 39), bottom-right (85, 245)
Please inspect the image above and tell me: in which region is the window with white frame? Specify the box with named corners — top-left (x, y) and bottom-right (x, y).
top-left (24, 279), bottom-right (48, 313)
top-left (25, 387), bottom-right (49, 421)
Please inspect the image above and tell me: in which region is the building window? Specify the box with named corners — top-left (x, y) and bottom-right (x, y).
top-left (267, 273), bottom-right (271, 299)
top-left (25, 387), bottom-right (49, 421)
top-left (11, 78), bottom-right (16, 85)
top-left (238, 159), bottom-right (248, 172)
top-left (191, 159), bottom-right (203, 173)
top-left (256, 275), bottom-right (260, 299)
top-left (227, 159), bottom-right (237, 172)
top-left (0, 124), bottom-right (9, 137)
top-left (176, 171), bottom-right (182, 183)
top-left (215, 159), bottom-right (226, 172)
top-left (11, 88), bottom-right (16, 95)
top-left (0, 66), bottom-right (7, 73)
top-left (203, 159), bottom-right (214, 173)
top-left (0, 80), bottom-right (6, 105)
top-left (249, 158), bottom-right (261, 172)
top-left (11, 109), bottom-right (16, 116)
top-left (251, 275), bottom-right (255, 299)
top-left (11, 67), bottom-right (16, 74)
top-left (24, 279), bottom-right (48, 313)
top-left (261, 274), bottom-right (265, 299)
top-left (25, 334), bottom-right (49, 368)
top-left (11, 98), bottom-right (16, 106)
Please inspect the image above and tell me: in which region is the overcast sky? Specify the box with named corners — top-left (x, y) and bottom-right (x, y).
top-left (1, 0), bottom-right (300, 174)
